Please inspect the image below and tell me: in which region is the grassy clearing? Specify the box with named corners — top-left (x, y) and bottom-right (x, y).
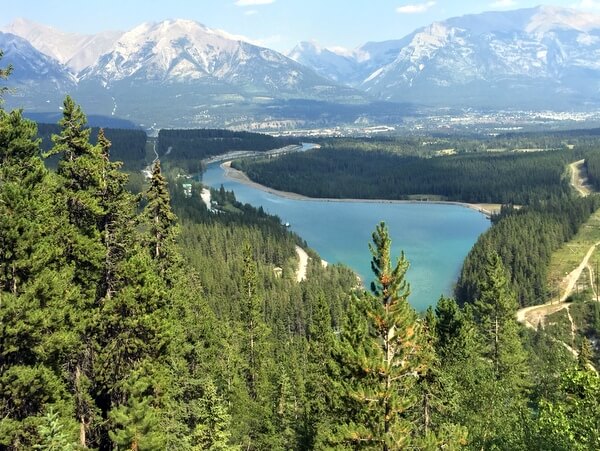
top-left (547, 208), bottom-right (600, 298)
top-left (545, 301), bottom-right (600, 364)
top-left (545, 308), bottom-right (574, 347)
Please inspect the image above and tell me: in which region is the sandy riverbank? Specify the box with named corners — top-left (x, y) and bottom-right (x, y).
top-left (220, 161), bottom-right (500, 217)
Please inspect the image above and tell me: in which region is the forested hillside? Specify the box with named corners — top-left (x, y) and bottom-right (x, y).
top-left (456, 196), bottom-right (600, 307)
top-left (2, 57), bottom-right (600, 449)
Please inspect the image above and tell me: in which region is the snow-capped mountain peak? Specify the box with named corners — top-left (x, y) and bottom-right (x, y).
top-left (86, 19), bottom-right (265, 82)
top-left (287, 40), bottom-right (372, 84)
top-left (358, 5), bottom-right (600, 107)
top-left (526, 5), bottom-right (600, 34)
top-left (78, 17), bottom-right (357, 110)
top-left (2, 18), bottom-right (122, 72)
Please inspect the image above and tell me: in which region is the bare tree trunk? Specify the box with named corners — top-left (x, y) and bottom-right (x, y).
top-left (76, 365), bottom-right (87, 448)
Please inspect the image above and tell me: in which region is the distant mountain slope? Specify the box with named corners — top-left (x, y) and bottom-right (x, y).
top-left (72, 19), bottom-right (371, 128)
top-left (1, 18), bottom-right (376, 128)
top-left (80, 19), bottom-right (359, 100)
top-left (287, 39), bottom-right (410, 87)
top-left (7, 7), bottom-right (600, 125)
top-left (0, 32), bottom-right (75, 110)
top-left (2, 18), bottom-right (122, 72)
top-left (290, 6), bottom-right (600, 109)
top-left (286, 41), bottom-right (363, 84)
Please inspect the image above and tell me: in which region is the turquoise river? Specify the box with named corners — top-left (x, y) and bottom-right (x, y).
top-left (202, 155), bottom-right (490, 311)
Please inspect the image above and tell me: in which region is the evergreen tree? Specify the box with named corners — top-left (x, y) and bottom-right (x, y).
top-left (0, 50), bottom-right (12, 103)
top-left (328, 222), bottom-right (425, 450)
top-left (577, 338), bottom-right (593, 371)
top-left (109, 370), bottom-right (166, 450)
top-left (463, 251), bottom-right (530, 449)
top-left (240, 244), bottom-right (270, 400)
top-left (234, 244), bottom-right (276, 450)
top-left (190, 379), bottom-right (236, 451)
top-left (96, 128), bottom-right (132, 301)
top-left (0, 109), bottom-right (78, 448)
top-left (304, 289), bottom-right (335, 446)
top-left (473, 251), bottom-right (528, 381)
top-left (143, 160), bottom-right (179, 278)
top-left (275, 369), bottom-right (298, 450)
top-left (0, 109), bottom-right (47, 295)
top-left (412, 305), bottom-right (467, 449)
top-left (47, 97), bottom-right (108, 447)
top-left (537, 366), bottom-right (600, 450)
top-left (34, 409), bottom-right (77, 451)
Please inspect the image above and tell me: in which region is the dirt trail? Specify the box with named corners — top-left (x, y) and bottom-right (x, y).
top-left (516, 241), bottom-right (600, 329)
top-left (514, 159), bottom-right (600, 364)
top-left (201, 188), bottom-right (212, 209)
top-left (295, 246), bottom-right (308, 282)
top-left (570, 159), bottom-right (592, 197)
top-left (567, 305), bottom-right (576, 345)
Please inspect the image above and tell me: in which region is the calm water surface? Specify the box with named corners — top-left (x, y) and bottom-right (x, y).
top-left (202, 160), bottom-right (490, 311)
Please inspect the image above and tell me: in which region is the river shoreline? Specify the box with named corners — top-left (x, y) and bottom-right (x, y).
top-left (220, 161), bottom-right (499, 218)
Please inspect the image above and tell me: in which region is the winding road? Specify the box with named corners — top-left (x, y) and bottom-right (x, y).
top-left (569, 159), bottom-right (592, 197)
top-left (515, 158), bottom-right (598, 363)
top-left (516, 241), bottom-right (600, 329)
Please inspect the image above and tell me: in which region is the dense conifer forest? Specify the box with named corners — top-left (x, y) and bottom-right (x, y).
top-left (36, 123), bottom-right (148, 171)
top-left (232, 145), bottom-right (574, 203)
top-left (456, 196), bottom-right (600, 307)
top-left (157, 128), bottom-right (299, 173)
top-left (3, 54), bottom-right (600, 449)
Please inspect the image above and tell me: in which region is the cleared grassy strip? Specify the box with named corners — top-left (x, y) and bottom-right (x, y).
top-left (547, 208), bottom-right (600, 298)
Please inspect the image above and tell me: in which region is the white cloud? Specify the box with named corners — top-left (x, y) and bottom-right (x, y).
top-left (396, 1), bottom-right (436, 14)
top-left (490, 0), bottom-right (517, 8)
top-left (234, 0), bottom-right (275, 6)
top-left (573, 0), bottom-right (600, 10)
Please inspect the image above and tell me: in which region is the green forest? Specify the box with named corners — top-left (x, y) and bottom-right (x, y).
top-left (37, 123), bottom-right (148, 171)
top-left (456, 196), bottom-right (600, 307)
top-left (3, 50), bottom-right (600, 450)
top-left (157, 129), bottom-right (299, 173)
top-left (232, 145), bottom-right (574, 204)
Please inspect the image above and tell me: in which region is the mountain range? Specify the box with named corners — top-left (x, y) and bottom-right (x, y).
top-left (289, 6), bottom-right (600, 110)
top-left (2, 6), bottom-right (600, 128)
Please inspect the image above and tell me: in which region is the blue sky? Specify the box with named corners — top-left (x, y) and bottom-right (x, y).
top-left (3, 1), bottom-right (600, 52)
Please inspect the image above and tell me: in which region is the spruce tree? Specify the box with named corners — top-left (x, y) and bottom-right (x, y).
top-left (412, 305), bottom-right (467, 449)
top-left (109, 370), bottom-right (166, 450)
top-left (230, 244), bottom-right (277, 450)
top-left (0, 109), bottom-right (47, 295)
top-left (143, 160), bottom-right (179, 277)
top-left (473, 251), bottom-right (527, 381)
top-left (0, 109), bottom-right (78, 448)
top-left (34, 409), bottom-right (77, 451)
top-left (537, 366), bottom-right (600, 450)
top-left (47, 97), bottom-right (108, 447)
top-left (275, 369), bottom-right (298, 450)
top-left (465, 251), bottom-right (530, 449)
top-left (240, 244), bottom-right (270, 400)
top-left (96, 128), bottom-right (132, 301)
top-left (304, 289), bottom-right (334, 446)
top-left (577, 338), bottom-right (593, 371)
top-left (329, 222), bottom-right (425, 450)
top-left (191, 378), bottom-right (236, 450)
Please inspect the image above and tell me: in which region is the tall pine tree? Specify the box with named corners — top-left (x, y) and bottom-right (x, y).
top-left (328, 222), bottom-right (426, 450)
